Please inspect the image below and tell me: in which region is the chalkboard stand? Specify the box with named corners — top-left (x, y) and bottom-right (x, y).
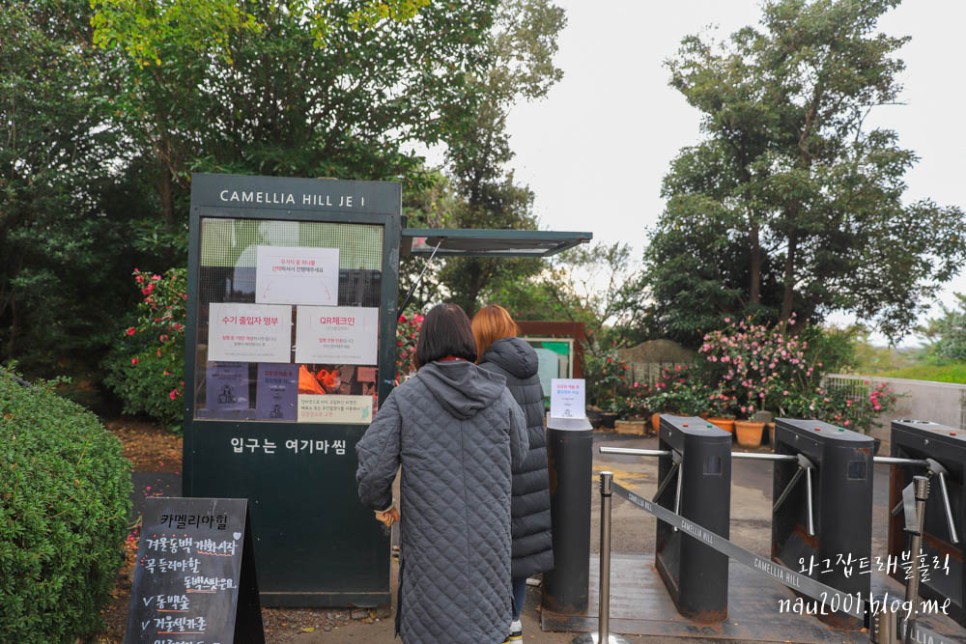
top-left (124, 497), bottom-right (264, 644)
top-left (234, 504), bottom-right (264, 642)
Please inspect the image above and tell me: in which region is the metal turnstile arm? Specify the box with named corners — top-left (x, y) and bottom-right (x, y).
top-left (926, 458), bottom-right (960, 545)
top-left (887, 458), bottom-right (959, 545)
top-left (653, 451), bottom-right (683, 532)
top-left (772, 453), bottom-right (816, 537)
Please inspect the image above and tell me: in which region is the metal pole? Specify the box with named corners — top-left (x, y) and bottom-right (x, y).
top-left (805, 465), bottom-right (815, 537)
top-left (897, 476), bottom-right (930, 642)
top-left (572, 472), bottom-right (629, 644)
top-left (870, 604), bottom-right (898, 644)
top-left (598, 447), bottom-right (672, 457)
top-left (598, 472), bottom-right (613, 641)
top-left (730, 452), bottom-right (799, 461)
top-left (905, 476), bottom-right (930, 619)
top-left (873, 456), bottom-right (930, 466)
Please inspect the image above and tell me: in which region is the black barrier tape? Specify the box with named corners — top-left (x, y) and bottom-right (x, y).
top-left (906, 620), bottom-right (962, 644)
top-left (611, 480), bottom-right (866, 620)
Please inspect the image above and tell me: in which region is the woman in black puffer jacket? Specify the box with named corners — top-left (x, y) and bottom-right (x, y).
top-left (472, 304), bottom-right (554, 642)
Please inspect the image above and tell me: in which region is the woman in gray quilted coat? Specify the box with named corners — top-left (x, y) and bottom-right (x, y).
top-left (356, 303), bottom-right (529, 644)
top-left (472, 304), bottom-right (554, 642)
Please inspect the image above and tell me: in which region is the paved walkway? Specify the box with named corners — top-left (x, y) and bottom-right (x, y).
top-left (131, 431), bottom-right (965, 642)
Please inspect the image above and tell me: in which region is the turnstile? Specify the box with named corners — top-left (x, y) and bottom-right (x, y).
top-left (655, 415), bottom-right (732, 622)
top-left (772, 418), bottom-right (874, 628)
top-left (888, 419), bottom-right (965, 627)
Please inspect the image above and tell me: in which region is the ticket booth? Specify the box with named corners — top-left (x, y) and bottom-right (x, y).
top-left (183, 173), bottom-right (590, 607)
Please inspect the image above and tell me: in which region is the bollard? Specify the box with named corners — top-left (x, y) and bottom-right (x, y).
top-left (572, 472), bottom-right (631, 644)
top-left (771, 418), bottom-right (874, 629)
top-left (888, 419), bottom-right (965, 627)
top-left (654, 415), bottom-right (732, 622)
top-left (543, 415), bottom-right (593, 614)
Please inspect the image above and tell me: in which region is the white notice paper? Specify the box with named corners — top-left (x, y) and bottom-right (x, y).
top-left (208, 303), bottom-right (292, 363)
top-left (298, 394), bottom-right (374, 424)
top-left (550, 378), bottom-right (586, 419)
top-left (295, 306), bottom-right (379, 365)
top-left (255, 246), bottom-right (339, 305)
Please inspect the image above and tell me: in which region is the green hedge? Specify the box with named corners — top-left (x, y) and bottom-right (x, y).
top-left (0, 369), bottom-right (132, 642)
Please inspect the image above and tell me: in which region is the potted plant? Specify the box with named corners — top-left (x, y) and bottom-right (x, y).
top-left (704, 389), bottom-right (737, 434)
top-left (734, 415), bottom-right (766, 448)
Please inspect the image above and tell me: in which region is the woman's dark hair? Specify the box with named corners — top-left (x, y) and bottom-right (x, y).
top-left (414, 303), bottom-right (478, 369)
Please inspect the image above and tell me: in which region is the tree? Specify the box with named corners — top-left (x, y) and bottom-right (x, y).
top-left (919, 293), bottom-right (966, 363)
top-left (90, 0), bottom-right (501, 251)
top-left (641, 0), bottom-right (966, 346)
top-left (436, 0), bottom-right (566, 315)
top-left (0, 1), bottom-right (141, 375)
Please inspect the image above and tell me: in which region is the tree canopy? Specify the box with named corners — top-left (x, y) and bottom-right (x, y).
top-left (1, 0), bottom-right (568, 383)
top-left (639, 0), bottom-right (966, 347)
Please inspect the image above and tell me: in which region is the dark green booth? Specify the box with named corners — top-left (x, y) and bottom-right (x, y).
top-left (183, 172), bottom-right (591, 608)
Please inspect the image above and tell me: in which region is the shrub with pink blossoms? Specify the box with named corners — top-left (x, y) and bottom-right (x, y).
top-left (698, 315), bottom-right (816, 419)
top-left (697, 315), bottom-right (899, 432)
top-left (395, 310), bottom-right (424, 384)
top-left (104, 268), bottom-right (186, 431)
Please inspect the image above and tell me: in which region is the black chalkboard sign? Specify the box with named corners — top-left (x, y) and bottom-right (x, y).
top-left (124, 497), bottom-right (264, 644)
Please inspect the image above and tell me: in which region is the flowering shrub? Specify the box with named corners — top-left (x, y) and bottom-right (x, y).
top-left (395, 310), bottom-right (423, 383)
top-left (695, 316), bottom-right (899, 432)
top-left (698, 315), bottom-right (816, 419)
top-left (104, 268), bottom-right (187, 431)
top-left (583, 348), bottom-right (632, 413)
top-left (782, 380), bottom-right (900, 434)
top-left (634, 364), bottom-right (707, 417)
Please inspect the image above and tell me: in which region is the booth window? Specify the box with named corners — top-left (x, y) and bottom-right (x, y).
top-left (193, 218), bottom-right (384, 422)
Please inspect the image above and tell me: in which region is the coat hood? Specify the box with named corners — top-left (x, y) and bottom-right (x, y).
top-left (416, 361), bottom-right (507, 420)
top-left (481, 337), bottom-right (539, 380)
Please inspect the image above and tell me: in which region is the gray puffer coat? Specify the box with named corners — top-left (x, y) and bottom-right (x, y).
top-left (479, 337), bottom-right (554, 579)
top-left (356, 360), bottom-right (528, 644)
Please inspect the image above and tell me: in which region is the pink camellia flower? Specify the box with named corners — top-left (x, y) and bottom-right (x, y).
top-left (169, 389), bottom-right (179, 400)
top-left (126, 327), bottom-right (136, 336)
top-left (131, 358), bottom-right (138, 365)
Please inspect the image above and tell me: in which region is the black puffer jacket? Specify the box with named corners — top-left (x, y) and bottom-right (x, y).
top-left (479, 337), bottom-right (554, 579)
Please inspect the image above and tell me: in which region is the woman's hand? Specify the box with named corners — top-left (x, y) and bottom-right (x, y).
top-left (375, 506), bottom-right (399, 527)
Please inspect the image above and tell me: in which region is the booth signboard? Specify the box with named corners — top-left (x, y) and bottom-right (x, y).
top-left (183, 173), bottom-right (401, 607)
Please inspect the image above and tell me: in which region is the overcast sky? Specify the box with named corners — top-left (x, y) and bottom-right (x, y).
top-left (504, 0), bottom-right (966, 345)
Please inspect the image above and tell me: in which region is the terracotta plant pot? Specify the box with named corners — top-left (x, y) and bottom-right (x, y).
top-left (650, 412), bottom-right (661, 435)
top-left (735, 420), bottom-right (766, 448)
top-left (706, 417), bottom-right (735, 434)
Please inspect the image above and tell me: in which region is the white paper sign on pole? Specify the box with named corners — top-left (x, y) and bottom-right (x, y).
top-left (295, 306), bottom-right (379, 365)
top-left (255, 246), bottom-right (339, 305)
top-left (550, 378), bottom-right (586, 419)
top-left (208, 303), bottom-right (292, 363)
top-left (297, 394), bottom-right (374, 424)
